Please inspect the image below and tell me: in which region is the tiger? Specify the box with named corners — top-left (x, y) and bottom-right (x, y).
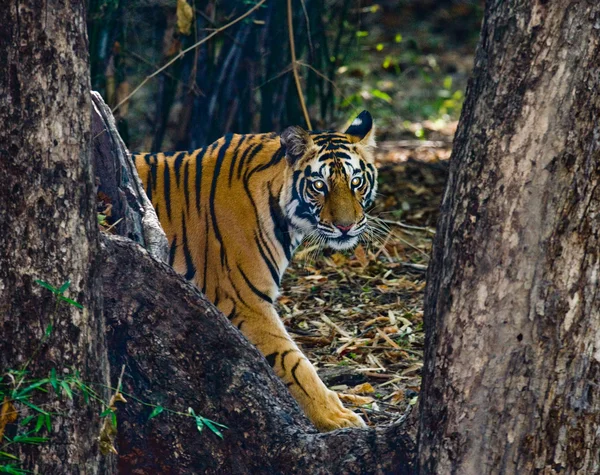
top-left (133, 110), bottom-right (377, 431)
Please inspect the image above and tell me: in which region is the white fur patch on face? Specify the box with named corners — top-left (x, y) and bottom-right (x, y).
top-left (327, 236), bottom-right (358, 251)
top-left (351, 117), bottom-right (362, 126)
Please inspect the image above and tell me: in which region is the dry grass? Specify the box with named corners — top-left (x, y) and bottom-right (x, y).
top-left (278, 139), bottom-right (450, 426)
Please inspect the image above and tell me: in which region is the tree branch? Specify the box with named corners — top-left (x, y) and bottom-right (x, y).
top-left (287, 0), bottom-right (312, 129)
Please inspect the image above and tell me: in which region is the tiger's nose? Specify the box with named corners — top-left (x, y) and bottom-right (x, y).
top-left (334, 223), bottom-right (354, 233)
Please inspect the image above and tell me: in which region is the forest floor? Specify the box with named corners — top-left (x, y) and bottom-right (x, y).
top-left (279, 133), bottom-right (452, 427)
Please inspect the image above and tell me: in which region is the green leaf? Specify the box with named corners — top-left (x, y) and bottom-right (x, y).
top-left (443, 76), bottom-right (453, 90)
top-left (111, 412), bottom-right (117, 428)
top-left (100, 409), bottom-right (113, 418)
top-left (44, 413), bottom-right (51, 433)
top-left (202, 418), bottom-right (226, 439)
top-left (195, 417), bottom-right (204, 433)
top-left (356, 31), bottom-right (368, 38)
top-left (60, 381), bottom-right (72, 400)
top-left (371, 89), bottom-right (392, 103)
top-left (11, 435), bottom-right (48, 444)
top-left (148, 406), bottom-right (163, 420)
top-left (0, 463), bottom-right (28, 475)
top-left (34, 414), bottom-right (45, 433)
top-left (19, 415), bottom-right (35, 427)
top-left (34, 279), bottom-right (59, 295)
top-left (58, 280), bottom-right (71, 293)
top-left (20, 400), bottom-right (48, 415)
top-left (0, 451), bottom-right (19, 460)
top-left (57, 295), bottom-right (84, 309)
top-left (44, 323), bottom-right (53, 337)
top-left (14, 378), bottom-right (49, 399)
top-left (50, 369), bottom-right (58, 394)
top-left (80, 385), bottom-right (89, 404)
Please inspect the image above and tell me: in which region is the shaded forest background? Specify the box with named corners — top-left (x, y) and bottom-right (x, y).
top-left (88, 0), bottom-right (484, 152)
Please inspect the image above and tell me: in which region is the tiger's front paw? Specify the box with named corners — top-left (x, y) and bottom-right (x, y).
top-left (308, 390), bottom-right (367, 432)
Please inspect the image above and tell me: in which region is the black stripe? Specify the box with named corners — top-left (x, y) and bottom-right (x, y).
top-left (238, 266), bottom-right (272, 304)
top-left (150, 155), bottom-right (158, 194)
top-left (168, 235), bottom-right (177, 266)
top-left (269, 192), bottom-right (292, 261)
top-left (173, 152), bottom-right (184, 187)
top-left (195, 148), bottom-right (207, 213)
top-left (227, 306), bottom-right (236, 320)
top-left (155, 203), bottom-right (160, 220)
top-left (237, 143), bottom-right (263, 180)
top-left (291, 359), bottom-right (310, 397)
top-left (237, 320), bottom-right (245, 331)
top-left (255, 234), bottom-right (280, 286)
top-left (181, 212), bottom-right (196, 280)
top-left (230, 278), bottom-right (252, 310)
top-left (164, 160), bottom-right (172, 221)
top-left (281, 349), bottom-right (295, 373)
top-left (209, 134), bottom-right (233, 266)
top-left (228, 135), bottom-right (248, 186)
top-left (201, 217), bottom-right (209, 294)
top-left (265, 352), bottom-right (278, 368)
top-left (183, 161), bottom-right (190, 211)
top-left (247, 147), bottom-right (285, 176)
top-left (146, 169), bottom-right (153, 203)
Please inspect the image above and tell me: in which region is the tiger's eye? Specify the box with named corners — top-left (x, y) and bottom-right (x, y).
top-left (312, 180), bottom-right (325, 191)
top-left (351, 176), bottom-right (362, 187)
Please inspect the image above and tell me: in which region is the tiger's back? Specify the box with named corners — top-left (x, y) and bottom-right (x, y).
top-left (134, 132), bottom-right (291, 316)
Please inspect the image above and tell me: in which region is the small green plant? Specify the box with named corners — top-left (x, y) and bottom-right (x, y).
top-left (34, 279), bottom-right (83, 309)
top-left (1, 279), bottom-right (227, 472)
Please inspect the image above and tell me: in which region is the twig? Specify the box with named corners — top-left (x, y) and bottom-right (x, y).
top-left (287, 0), bottom-right (312, 129)
top-left (298, 0), bottom-right (314, 58)
top-left (380, 218), bottom-right (436, 235)
top-left (112, 0), bottom-right (266, 113)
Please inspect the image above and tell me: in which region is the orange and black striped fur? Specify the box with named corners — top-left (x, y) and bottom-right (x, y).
top-left (133, 111), bottom-right (377, 431)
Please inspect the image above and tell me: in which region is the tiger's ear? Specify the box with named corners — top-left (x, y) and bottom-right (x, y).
top-left (344, 110), bottom-right (375, 148)
top-left (281, 126), bottom-right (314, 165)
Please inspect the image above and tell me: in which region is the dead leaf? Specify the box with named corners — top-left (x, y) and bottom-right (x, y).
top-left (339, 393), bottom-right (374, 406)
top-left (349, 382), bottom-right (375, 395)
top-left (354, 244), bottom-right (369, 267)
top-left (177, 0), bottom-right (194, 35)
top-left (0, 397), bottom-right (18, 441)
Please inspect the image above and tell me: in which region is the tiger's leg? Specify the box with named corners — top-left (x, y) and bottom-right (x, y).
top-left (231, 305), bottom-right (365, 431)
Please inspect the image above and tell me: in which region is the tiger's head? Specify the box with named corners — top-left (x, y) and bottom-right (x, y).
top-left (280, 110), bottom-right (378, 251)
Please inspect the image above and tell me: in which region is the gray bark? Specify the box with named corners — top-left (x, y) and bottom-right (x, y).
top-left (418, 1), bottom-right (600, 473)
top-left (0, 1), bottom-right (115, 473)
top-left (91, 91), bottom-right (168, 262)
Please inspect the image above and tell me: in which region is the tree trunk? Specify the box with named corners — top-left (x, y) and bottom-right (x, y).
top-left (0, 1), bottom-right (115, 473)
top-left (418, 1), bottom-right (600, 473)
top-left (99, 235), bottom-right (416, 474)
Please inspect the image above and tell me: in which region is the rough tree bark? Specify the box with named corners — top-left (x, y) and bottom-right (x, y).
top-left (0, 1), bottom-right (115, 473)
top-left (91, 91), bottom-right (168, 262)
top-left (419, 1), bottom-right (600, 473)
top-left (101, 236), bottom-right (415, 474)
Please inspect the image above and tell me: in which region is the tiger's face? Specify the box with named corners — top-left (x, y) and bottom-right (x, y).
top-left (280, 111), bottom-right (378, 251)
